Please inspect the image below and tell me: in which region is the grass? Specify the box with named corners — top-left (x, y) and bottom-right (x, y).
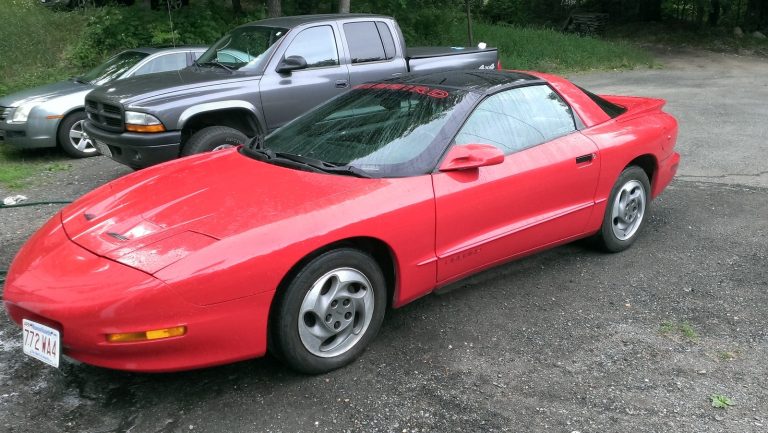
top-left (0, 147), bottom-right (71, 190)
top-left (710, 394), bottom-right (734, 409)
top-left (659, 320), bottom-right (699, 342)
top-left (0, 0), bottom-right (87, 97)
top-left (466, 23), bottom-right (655, 73)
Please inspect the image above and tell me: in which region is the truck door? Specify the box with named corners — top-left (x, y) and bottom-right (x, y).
top-left (340, 21), bottom-right (408, 86)
top-left (259, 24), bottom-right (351, 131)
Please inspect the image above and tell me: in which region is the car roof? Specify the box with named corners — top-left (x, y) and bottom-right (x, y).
top-left (129, 45), bottom-right (208, 55)
top-left (245, 13), bottom-right (391, 29)
top-left (388, 70), bottom-right (545, 94)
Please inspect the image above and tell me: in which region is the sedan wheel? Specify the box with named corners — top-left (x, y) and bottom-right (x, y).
top-left (273, 249), bottom-right (386, 374)
top-left (58, 112), bottom-right (98, 158)
top-left (596, 166), bottom-right (651, 252)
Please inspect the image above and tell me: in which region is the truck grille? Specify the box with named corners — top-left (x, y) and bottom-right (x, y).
top-left (85, 99), bottom-right (123, 132)
top-left (0, 106), bottom-right (10, 122)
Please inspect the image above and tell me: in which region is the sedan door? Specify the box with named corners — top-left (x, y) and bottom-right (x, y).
top-left (259, 24), bottom-right (351, 131)
top-left (432, 85), bottom-right (600, 283)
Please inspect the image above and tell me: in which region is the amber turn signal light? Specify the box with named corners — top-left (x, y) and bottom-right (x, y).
top-left (125, 124), bottom-right (166, 133)
top-left (106, 326), bottom-right (186, 343)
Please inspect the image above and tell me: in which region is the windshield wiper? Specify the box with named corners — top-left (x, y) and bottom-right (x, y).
top-left (72, 76), bottom-right (88, 84)
top-left (195, 60), bottom-right (234, 72)
top-left (242, 148), bottom-right (371, 178)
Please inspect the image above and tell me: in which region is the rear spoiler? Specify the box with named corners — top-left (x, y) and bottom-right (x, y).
top-left (601, 95), bottom-right (667, 122)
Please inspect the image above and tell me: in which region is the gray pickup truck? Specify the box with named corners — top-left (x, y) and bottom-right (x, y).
top-left (84, 13), bottom-right (499, 169)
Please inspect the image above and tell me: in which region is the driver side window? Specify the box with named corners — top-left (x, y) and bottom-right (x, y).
top-left (455, 85), bottom-right (577, 155)
top-left (284, 26), bottom-right (340, 69)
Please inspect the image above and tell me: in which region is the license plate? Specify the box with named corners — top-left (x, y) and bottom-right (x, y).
top-left (94, 140), bottom-right (112, 157)
top-left (22, 319), bottom-right (60, 368)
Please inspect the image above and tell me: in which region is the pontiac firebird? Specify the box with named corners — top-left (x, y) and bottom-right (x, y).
top-left (3, 70), bottom-right (679, 373)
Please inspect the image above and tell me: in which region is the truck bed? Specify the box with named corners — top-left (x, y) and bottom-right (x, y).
top-left (405, 47), bottom-right (499, 73)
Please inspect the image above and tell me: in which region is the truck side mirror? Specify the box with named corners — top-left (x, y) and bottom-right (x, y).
top-left (276, 56), bottom-right (308, 74)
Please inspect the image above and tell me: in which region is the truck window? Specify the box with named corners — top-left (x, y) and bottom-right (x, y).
top-left (375, 22), bottom-right (396, 60)
top-left (344, 22), bottom-right (389, 64)
top-left (284, 26), bottom-right (339, 68)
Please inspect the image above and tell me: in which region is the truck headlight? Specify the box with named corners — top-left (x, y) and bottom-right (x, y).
top-left (11, 99), bottom-right (45, 123)
top-left (125, 111), bottom-right (166, 133)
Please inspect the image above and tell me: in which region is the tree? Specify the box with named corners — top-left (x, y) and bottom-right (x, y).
top-left (268, 0), bottom-right (282, 17)
top-left (638, 0), bottom-right (662, 21)
top-left (339, 0), bottom-right (350, 13)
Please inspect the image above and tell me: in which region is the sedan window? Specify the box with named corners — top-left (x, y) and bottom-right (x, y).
top-left (455, 85), bottom-right (577, 154)
top-left (134, 53), bottom-right (188, 76)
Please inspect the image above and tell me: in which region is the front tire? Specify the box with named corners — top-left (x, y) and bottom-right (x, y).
top-left (272, 249), bottom-right (387, 374)
top-left (181, 126), bottom-right (247, 156)
top-left (595, 166), bottom-right (651, 252)
top-left (57, 111), bottom-right (98, 158)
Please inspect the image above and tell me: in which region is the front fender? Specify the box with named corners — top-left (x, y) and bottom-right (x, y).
top-left (177, 101), bottom-right (265, 132)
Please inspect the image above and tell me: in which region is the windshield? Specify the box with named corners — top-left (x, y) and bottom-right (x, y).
top-left (80, 51), bottom-right (149, 86)
top-left (258, 84), bottom-right (475, 177)
top-left (196, 25), bottom-right (288, 71)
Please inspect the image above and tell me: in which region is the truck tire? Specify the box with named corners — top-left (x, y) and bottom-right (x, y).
top-left (181, 126), bottom-right (248, 156)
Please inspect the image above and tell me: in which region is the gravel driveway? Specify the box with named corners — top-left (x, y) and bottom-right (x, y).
top-left (1, 49), bottom-right (766, 433)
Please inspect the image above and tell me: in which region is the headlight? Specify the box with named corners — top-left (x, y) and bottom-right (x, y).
top-left (125, 111), bottom-right (166, 133)
top-left (11, 99), bottom-right (46, 123)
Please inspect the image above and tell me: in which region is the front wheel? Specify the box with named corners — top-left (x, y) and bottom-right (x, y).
top-left (57, 111), bottom-right (98, 158)
top-left (272, 249), bottom-right (387, 374)
top-left (181, 126), bottom-right (248, 156)
top-left (595, 166), bottom-right (651, 253)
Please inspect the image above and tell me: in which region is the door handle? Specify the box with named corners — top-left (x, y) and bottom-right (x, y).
top-left (335, 80), bottom-right (349, 88)
top-left (575, 153), bottom-right (594, 164)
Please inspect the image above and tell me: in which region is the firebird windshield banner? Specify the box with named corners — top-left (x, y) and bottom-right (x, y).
top-left (354, 83), bottom-right (450, 99)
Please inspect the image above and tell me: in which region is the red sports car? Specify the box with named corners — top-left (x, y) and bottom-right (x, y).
top-left (3, 70), bottom-right (679, 373)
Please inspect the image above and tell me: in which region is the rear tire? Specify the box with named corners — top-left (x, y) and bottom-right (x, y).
top-left (595, 166), bottom-right (651, 253)
top-left (181, 126), bottom-right (247, 156)
top-left (272, 249), bottom-right (387, 374)
top-left (57, 111), bottom-right (98, 158)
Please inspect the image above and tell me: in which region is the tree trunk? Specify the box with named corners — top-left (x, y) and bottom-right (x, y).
top-left (231, 0), bottom-right (242, 15)
top-left (268, 0), bottom-right (282, 17)
top-left (338, 0), bottom-right (350, 13)
top-left (638, 0), bottom-right (662, 21)
top-left (708, 0), bottom-right (721, 25)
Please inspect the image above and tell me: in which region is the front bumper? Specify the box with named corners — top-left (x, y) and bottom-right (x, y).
top-left (3, 214), bottom-right (272, 372)
top-left (0, 115), bottom-right (59, 150)
top-left (84, 121), bottom-right (182, 169)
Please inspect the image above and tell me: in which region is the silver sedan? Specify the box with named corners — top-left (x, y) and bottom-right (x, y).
top-left (0, 46), bottom-right (205, 158)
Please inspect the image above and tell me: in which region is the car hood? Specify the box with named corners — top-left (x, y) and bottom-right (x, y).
top-left (88, 67), bottom-right (261, 106)
top-left (0, 80), bottom-right (94, 107)
top-left (60, 149), bottom-right (379, 273)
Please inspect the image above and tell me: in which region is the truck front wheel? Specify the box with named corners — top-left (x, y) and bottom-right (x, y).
top-left (181, 126), bottom-right (248, 156)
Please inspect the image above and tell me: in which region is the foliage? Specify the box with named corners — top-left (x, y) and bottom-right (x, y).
top-left (0, 0), bottom-right (86, 96)
top-left (710, 394), bottom-right (734, 408)
top-left (70, 1), bottom-right (265, 68)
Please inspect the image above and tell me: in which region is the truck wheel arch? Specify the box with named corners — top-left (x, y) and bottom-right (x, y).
top-left (178, 102), bottom-right (265, 142)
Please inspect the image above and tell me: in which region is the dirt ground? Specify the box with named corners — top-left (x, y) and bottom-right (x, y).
top-left (1, 49), bottom-right (766, 433)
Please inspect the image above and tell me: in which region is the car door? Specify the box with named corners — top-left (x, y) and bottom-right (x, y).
top-left (259, 24), bottom-right (351, 131)
top-left (432, 84), bottom-right (600, 283)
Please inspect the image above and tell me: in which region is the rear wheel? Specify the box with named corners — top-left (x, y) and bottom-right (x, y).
top-left (595, 166), bottom-right (650, 252)
top-left (272, 249), bottom-right (387, 374)
top-left (181, 126), bottom-right (248, 156)
top-left (57, 111), bottom-right (98, 158)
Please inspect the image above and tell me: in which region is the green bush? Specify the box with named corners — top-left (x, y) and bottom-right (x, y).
top-left (70, 1), bottom-right (264, 68)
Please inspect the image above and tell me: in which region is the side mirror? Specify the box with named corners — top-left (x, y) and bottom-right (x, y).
top-left (276, 55), bottom-right (308, 74)
top-left (438, 144), bottom-right (504, 172)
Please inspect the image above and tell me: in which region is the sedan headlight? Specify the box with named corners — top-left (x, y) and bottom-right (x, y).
top-left (11, 99), bottom-right (46, 123)
top-left (125, 111), bottom-right (166, 133)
